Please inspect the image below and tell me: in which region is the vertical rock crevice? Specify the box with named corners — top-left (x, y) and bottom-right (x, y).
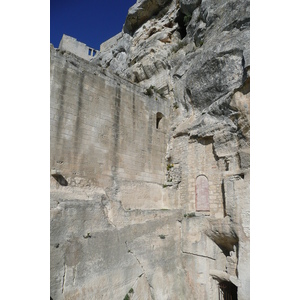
top-left (125, 241), bottom-right (155, 299)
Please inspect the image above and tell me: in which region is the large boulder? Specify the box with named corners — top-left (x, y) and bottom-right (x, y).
top-left (186, 50), bottom-right (245, 111)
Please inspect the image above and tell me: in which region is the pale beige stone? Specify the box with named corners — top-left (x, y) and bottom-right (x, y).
top-left (51, 0), bottom-right (250, 298)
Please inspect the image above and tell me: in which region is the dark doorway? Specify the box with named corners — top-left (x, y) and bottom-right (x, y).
top-left (156, 112), bottom-right (164, 129)
top-left (219, 281), bottom-right (238, 300)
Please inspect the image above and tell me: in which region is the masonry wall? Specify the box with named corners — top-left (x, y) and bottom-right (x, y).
top-left (100, 32), bottom-right (123, 52)
top-left (50, 44), bottom-right (249, 300)
top-left (50, 46), bottom-right (170, 208)
top-left (169, 136), bottom-right (224, 217)
top-left (59, 34), bottom-right (99, 61)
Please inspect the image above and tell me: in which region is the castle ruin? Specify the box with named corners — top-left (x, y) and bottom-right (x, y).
top-left (51, 0), bottom-right (250, 299)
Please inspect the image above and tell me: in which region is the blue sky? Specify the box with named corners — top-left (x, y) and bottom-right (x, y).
top-left (50, 0), bottom-right (137, 50)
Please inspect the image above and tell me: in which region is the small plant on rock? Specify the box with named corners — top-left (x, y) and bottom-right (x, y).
top-left (167, 163), bottom-right (174, 171)
top-left (123, 288), bottom-right (134, 300)
top-left (183, 14), bottom-right (192, 26)
top-left (184, 212), bottom-right (196, 218)
top-left (83, 232), bottom-right (91, 239)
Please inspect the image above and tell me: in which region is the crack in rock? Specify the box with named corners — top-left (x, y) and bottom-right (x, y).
top-left (182, 250), bottom-right (216, 260)
top-left (125, 241), bottom-right (155, 299)
top-left (61, 263), bottom-right (66, 294)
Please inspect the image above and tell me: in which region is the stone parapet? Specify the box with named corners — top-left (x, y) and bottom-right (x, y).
top-left (58, 34), bottom-right (99, 61)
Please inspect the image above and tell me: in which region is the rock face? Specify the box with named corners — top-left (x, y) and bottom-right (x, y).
top-left (123, 0), bottom-right (173, 35)
top-left (50, 0), bottom-right (250, 299)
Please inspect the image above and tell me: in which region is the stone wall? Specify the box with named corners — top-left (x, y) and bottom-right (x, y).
top-left (100, 32), bottom-right (123, 53)
top-left (50, 46), bottom-right (170, 209)
top-left (50, 44), bottom-right (233, 300)
top-left (50, 200), bottom-right (188, 300)
top-left (168, 135), bottom-right (224, 217)
top-left (58, 34), bottom-right (99, 61)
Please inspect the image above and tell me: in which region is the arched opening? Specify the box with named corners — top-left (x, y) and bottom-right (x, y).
top-left (156, 112), bottom-right (164, 129)
top-left (195, 175), bottom-right (209, 212)
top-left (218, 281), bottom-right (238, 300)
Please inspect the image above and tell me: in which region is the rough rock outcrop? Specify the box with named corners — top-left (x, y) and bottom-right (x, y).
top-left (123, 0), bottom-right (173, 35)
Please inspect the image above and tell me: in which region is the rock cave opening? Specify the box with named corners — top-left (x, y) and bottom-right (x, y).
top-left (175, 11), bottom-right (188, 39)
top-left (218, 281), bottom-right (238, 300)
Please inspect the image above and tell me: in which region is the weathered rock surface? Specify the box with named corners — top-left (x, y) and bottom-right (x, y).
top-left (51, 199), bottom-right (186, 300)
top-left (123, 0), bottom-right (173, 35)
top-left (51, 0), bottom-right (250, 299)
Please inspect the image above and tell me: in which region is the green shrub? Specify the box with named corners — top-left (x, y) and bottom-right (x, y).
top-left (183, 14), bottom-right (192, 26)
top-left (123, 288), bottom-right (134, 300)
top-left (184, 212), bottom-right (196, 218)
top-left (83, 232), bottom-right (91, 239)
top-left (167, 163), bottom-right (174, 171)
top-left (173, 41), bottom-right (187, 52)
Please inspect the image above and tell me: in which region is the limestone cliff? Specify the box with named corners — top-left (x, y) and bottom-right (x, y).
top-left (51, 0), bottom-right (250, 299)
